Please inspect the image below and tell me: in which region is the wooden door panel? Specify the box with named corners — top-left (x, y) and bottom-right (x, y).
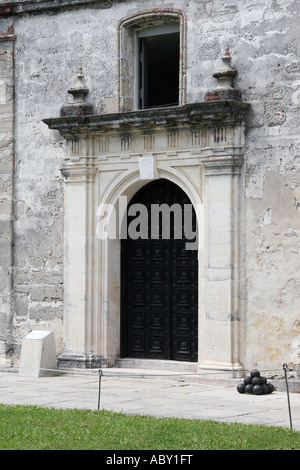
top-left (121, 179), bottom-right (198, 362)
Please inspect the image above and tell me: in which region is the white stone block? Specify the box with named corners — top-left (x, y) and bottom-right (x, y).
top-left (19, 330), bottom-right (57, 378)
top-left (138, 154), bottom-right (158, 180)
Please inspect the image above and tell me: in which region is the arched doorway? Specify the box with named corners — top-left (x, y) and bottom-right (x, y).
top-left (121, 179), bottom-right (198, 362)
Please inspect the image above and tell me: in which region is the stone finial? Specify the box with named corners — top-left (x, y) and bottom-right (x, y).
top-left (205, 47), bottom-right (242, 102)
top-left (213, 47), bottom-right (237, 84)
top-left (68, 67), bottom-right (89, 103)
top-left (60, 68), bottom-right (93, 117)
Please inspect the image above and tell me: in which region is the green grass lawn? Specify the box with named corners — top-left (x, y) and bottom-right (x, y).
top-left (0, 404), bottom-right (299, 450)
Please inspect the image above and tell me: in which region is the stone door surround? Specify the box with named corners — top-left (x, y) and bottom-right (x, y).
top-left (44, 98), bottom-right (249, 373)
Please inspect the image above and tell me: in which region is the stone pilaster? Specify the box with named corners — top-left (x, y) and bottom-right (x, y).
top-left (57, 162), bottom-right (101, 368)
top-left (198, 152), bottom-right (244, 374)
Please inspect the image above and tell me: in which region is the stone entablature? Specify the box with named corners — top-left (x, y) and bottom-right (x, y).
top-left (44, 101), bottom-right (249, 161)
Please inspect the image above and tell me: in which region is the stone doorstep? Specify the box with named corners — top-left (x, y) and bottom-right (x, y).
top-left (115, 358), bottom-right (198, 373)
top-left (99, 359), bottom-right (242, 387)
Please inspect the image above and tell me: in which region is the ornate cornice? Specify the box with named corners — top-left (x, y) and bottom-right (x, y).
top-left (43, 101), bottom-right (250, 138)
top-left (44, 102), bottom-right (250, 174)
top-left (0, 0), bottom-right (112, 16)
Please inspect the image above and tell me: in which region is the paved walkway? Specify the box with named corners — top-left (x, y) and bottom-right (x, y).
top-left (0, 368), bottom-right (299, 430)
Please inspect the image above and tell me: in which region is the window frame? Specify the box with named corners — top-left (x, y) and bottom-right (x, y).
top-left (135, 24), bottom-right (180, 110)
top-left (117, 9), bottom-right (187, 113)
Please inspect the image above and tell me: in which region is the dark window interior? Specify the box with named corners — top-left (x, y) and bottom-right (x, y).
top-left (139, 32), bottom-right (180, 109)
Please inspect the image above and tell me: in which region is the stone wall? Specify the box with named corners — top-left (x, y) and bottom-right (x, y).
top-left (0, 21), bottom-right (15, 365)
top-left (0, 0), bottom-right (300, 371)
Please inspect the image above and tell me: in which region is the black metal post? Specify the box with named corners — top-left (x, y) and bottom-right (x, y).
top-left (98, 369), bottom-right (103, 411)
top-left (283, 363), bottom-right (293, 430)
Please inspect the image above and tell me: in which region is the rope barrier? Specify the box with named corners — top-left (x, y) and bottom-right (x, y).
top-left (3, 366), bottom-right (295, 378)
top-left (2, 363), bottom-right (297, 377)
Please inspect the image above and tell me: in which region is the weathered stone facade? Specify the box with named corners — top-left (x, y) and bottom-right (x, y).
top-left (0, 0), bottom-right (300, 375)
top-left (0, 23), bottom-right (15, 365)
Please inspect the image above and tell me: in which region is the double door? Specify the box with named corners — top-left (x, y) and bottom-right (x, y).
top-left (121, 179), bottom-right (198, 362)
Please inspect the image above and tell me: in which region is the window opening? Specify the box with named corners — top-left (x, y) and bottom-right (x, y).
top-left (137, 25), bottom-right (180, 110)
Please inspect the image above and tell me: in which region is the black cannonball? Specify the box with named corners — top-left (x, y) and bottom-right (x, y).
top-left (260, 376), bottom-right (267, 384)
top-left (261, 384), bottom-right (268, 394)
top-left (250, 369), bottom-right (260, 378)
top-left (253, 384), bottom-right (263, 395)
top-left (267, 383), bottom-right (274, 394)
top-left (244, 376), bottom-right (252, 385)
top-left (251, 376), bottom-right (262, 386)
top-left (237, 383), bottom-right (245, 394)
top-left (245, 384), bottom-right (253, 394)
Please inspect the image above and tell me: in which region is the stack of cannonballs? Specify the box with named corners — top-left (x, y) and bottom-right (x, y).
top-left (237, 369), bottom-right (275, 395)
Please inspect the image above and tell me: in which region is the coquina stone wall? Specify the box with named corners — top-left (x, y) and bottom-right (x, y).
top-left (0, 20), bottom-right (15, 365)
top-left (0, 0), bottom-right (299, 372)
